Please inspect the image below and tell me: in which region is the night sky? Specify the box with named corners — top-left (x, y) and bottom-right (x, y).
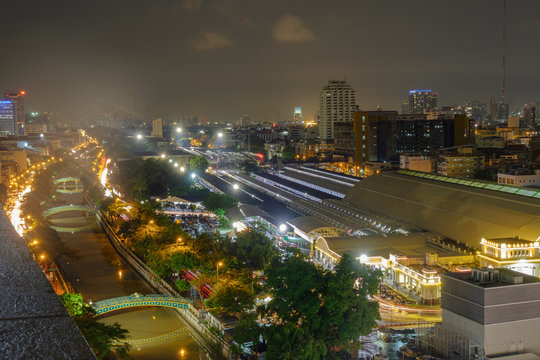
top-left (2, 0), bottom-right (540, 123)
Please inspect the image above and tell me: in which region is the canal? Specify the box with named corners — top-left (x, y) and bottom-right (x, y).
top-left (46, 188), bottom-right (210, 359)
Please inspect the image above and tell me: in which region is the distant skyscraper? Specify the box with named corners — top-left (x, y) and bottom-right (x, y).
top-left (401, 102), bottom-right (409, 114)
top-left (240, 114), bottom-right (251, 126)
top-left (151, 118), bottom-right (163, 138)
top-left (4, 90), bottom-right (25, 135)
top-left (465, 100), bottom-right (487, 123)
top-left (318, 80), bottom-right (356, 140)
top-left (294, 107), bottom-right (302, 123)
top-left (0, 100), bottom-right (17, 135)
top-left (408, 90), bottom-right (437, 114)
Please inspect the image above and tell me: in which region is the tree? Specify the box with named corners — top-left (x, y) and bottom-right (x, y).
top-left (207, 281), bottom-right (255, 314)
top-left (240, 160), bottom-right (259, 173)
top-left (232, 312), bottom-right (261, 346)
top-left (202, 192), bottom-right (237, 211)
top-left (189, 156), bottom-right (209, 173)
top-left (227, 229), bottom-right (277, 271)
top-left (281, 145), bottom-right (296, 162)
top-left (60, 293), bottom-right (130, 359)
top-left (260, 252), bottom-right (381, 360)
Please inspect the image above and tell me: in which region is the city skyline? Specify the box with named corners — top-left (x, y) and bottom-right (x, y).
top-left (2, 1), bottom-right (540, 123)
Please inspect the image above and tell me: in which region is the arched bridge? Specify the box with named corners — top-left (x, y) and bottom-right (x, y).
top-left (118, 328), bottom-right (189, 346)
top-left (54, 177), bottom-right (84, 194)
top-left (92, 294), bottom-right (191, 316)
top-left (43, 204), bottom-right (96, 217)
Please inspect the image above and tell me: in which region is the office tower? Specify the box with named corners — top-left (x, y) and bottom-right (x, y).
top-left (293, 107), bottom-right (302, 123)
top-left (497, 103), bottom-right (509, 122)
top-left (489, 95), bottom-right (498, 122)
top-left (466, 100), bottom-right (487, 122)
top-left (408, 89), bottom-right (437, 113)
top-left (401, 102), bottom-right (409, 114)
top-left (151, 118), bottom-right (163, 138)
top-left (0, 100), bottom-right (17, 135)
top-left (240, 114), bottom-right (251, 126)
top-left (4, 90), bottom-right (25, 135)
top-left (318, 80), bottom-right (356, 140)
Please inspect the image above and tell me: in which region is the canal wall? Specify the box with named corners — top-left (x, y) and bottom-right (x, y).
top-left (92, 207), bottom-right (232, 359)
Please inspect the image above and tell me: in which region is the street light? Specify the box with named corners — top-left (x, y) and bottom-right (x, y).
top-left (216, 262), bottom-right (223, 284)
top-left (160, 154), bottom-right (166, 159)
top-left (176, 127), bottom-right (182, 134)
top-left (191, 173), bottom-right (196, 179)
top-left (233, 183), bottom-right (239, 190)
top-left (180, 166), bottom-right (185, 173)
top-left (136, 134), bottom-right (143, 140)
top-left (217, 132), bottom-right (223, 138)
top-left (279, 224), bottom-right (287, 232)
top-left (174, 162), bottom-right (178, 167)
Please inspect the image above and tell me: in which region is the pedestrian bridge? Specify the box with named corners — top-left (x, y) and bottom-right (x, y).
top-left (92, 294), bottom-right (191, 316)
top-left (43, 204), bottom-right (96, 217)
top-left (54, 177), bottom-right (84, 194)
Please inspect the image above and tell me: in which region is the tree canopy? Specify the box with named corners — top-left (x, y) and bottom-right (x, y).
top-left (260, 252), bottom-right (381, 360)
top-left (61, 293), bottom-right (130, 359)
top-left (189, 156), bottom-right (210, 173)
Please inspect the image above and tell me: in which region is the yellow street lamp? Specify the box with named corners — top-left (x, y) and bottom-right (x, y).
top-left (216, 262), bottom-right (223, 284)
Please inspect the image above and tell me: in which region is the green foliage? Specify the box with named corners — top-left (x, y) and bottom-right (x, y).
top-left (473, 168), bottom-right (495, 181)
top-left (113, 158), bottom-right (190, 200)
top-left (240, 160), bottom-right (259, 173)
top-left (226, 229), bottom-right (277, 271)
top-left (281, 145), bottom-right (296, 162)
top-left (232, 312), bottom-right (261, 346)
top-left (189, 156), bottom-right (209, 173)
top-left (175, 279), bottom-right (191, 292)
top-left (202, 192), bottom-right (237, 211)
top-left (208, 281), bottom-right (255, 314)
top-left (60, 293), bottom-right (130, 359)
top-left (261, 253), bottom-right (382, 360)
top-left (171, 251), bottom-right (200, 271)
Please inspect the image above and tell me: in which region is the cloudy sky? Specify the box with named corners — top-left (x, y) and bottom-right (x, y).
top-left (1, 0), bottom-right (540, 123)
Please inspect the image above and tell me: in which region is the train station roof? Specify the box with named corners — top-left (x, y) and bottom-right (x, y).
top-left (344, 171), bottom-right (540, 246)
top-left (287, 216), bottom-right (343, 238)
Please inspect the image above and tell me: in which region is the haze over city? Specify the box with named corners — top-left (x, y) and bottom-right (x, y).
top-left (3, 0), bottom-right (540, 122)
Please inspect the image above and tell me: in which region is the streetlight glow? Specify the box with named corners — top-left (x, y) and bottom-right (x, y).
top-left (176, 127), bottom-right (182, 133)
top-left (136, 134), bottom-right (142, 140)
top-left (191, 173), bottom-right (196, 179)
top-left (217, 132), bottom-right (223, 138)
top-left (233, 183), bottom-right (239, 190)
top-left (180, 166), bottom-right (185, 173)
top-left (279, 224), bottom-right (287, 232)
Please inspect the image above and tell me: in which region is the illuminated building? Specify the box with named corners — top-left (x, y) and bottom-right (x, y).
top-left (293, 107), bottom-right (302, 123)
top-left (151, 118), bottom-right (163, 138)
top-left (436, 147), bottom-right (485, 178)
top-left (0, 100), bottom-right (17, 135)
top-left (408, 89), bottom-right (437, 113)
top-left (3, 90), bottom-right (25, 135)
top-left (479, 237), bottom-right (540, 276)
top-left (318, 80), bottom-right (356, 140)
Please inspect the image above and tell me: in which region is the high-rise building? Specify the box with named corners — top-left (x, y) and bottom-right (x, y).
top-left (293, 107), bottom-right (302, 123)
top-left (400, 102), bottom-right (409, 114)
top-left (3, 90), bottom-right (25, 135)
top-left (151, 118), bottom-right (163, 138)
top-left (0, 100), bottom-right (17, 135)
top-left (466, 100), bottom-right (487, 123)
top-left (318, 80), bottom-right (356, 140)
top-left (408, 89), bottom-right (437, 114)
top-left (240, 114), bottom-right (251, 126)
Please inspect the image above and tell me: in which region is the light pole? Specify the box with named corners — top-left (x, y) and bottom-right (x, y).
top-left (216, 262), bottom-right (223, 284)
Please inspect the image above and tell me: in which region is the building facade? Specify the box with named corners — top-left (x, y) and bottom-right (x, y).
top-left (408, 89), bottom-right (437, 113)
top-left (440, 268), bottom-right (540, 357)
top-left (318, 80), bottom-right (356, 140)
top-left (0, 100), bottom-right (17, 135)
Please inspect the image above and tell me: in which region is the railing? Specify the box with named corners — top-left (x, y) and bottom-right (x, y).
top-left (85, 195), bottom-right (231, 359)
